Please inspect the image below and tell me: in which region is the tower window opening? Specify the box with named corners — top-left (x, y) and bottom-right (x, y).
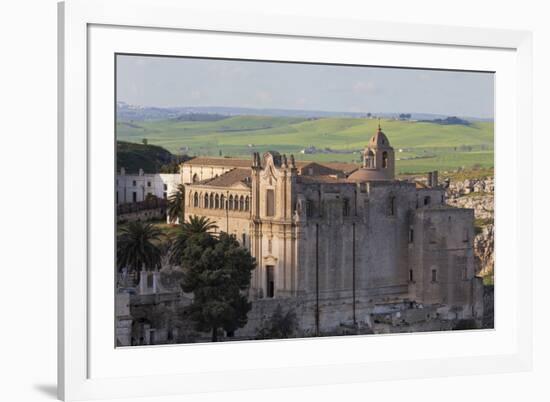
top-left (382, 151), bottom-right (388, 168)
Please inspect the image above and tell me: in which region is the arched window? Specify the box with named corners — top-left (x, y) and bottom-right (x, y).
top-left (366, 150), bottom-right (375, 168)
top-left (204, 193), bottom-right (209, 208)
top-left (239, 195), bottom-right (244, 211)
top-left (193, 192), bottom-right (199, 207)
top-left (229, 195), bottom-right (234, 210)
top-left (382, 151), bottom-right (388, 168)
top-left (220, 195), bottom-right (225, 210)
top-left (192, 173), bottom-right (198, 183)
top-left (245, 196), bottom-right (250, 211)
top-left (209, 193), bottom-right (214, 209)
top-left (215, 194), bottom-right (220, 209)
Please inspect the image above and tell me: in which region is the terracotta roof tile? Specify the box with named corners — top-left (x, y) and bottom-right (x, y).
top-left (183, 157), bottom-right (252, 168)
top-left (196, 168), bottom-right (252, 188)
top-left (297, 175), bottom-right (350, 184)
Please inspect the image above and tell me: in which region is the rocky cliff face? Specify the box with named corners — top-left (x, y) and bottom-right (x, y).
top-left (445, 177), bottom-right (494, 278)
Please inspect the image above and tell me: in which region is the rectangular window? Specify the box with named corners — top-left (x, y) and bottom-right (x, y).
top-left (389, 196), bottom-right (396, 216)
top-left (343, 198), bottom-right (350, 217)
top-left (147, 181), bottom-right (151, 187)
top-left (242, 233), bottom-right (246, 247)
top-left (306, 200), bottom-right (314, 218)
top-left (163, 184), bottom-right (168, 191)
top-left (132, 180), bottom-right (137, 186)
top-left (266, 266), bottom-right (274, 298)
top-left (431, 269), bottom-right (437, 283)
top-left (409, 269), bottom-right (414, 282)
top-left (268, 239), bottom-right (272, 253)
top-left (132, 191), bottom-right (137, 203)
top-left (266, 189), bottom-right (275, 217)
top-left (163, 192), bottom-right (167, 199)
top-left (408, 228), bottom-right (414, 243)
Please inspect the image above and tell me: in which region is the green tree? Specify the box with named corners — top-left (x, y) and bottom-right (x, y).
top-left (167, 184), bottom-right (185, 223)
top-left (256, 304), bottom-right (298, 340)
top-left (180, 232), bottom-right (255, 341)
top-left (169, 215), bottom-right (218, 265)
top-left (117, 221), bottom-right (163, 274)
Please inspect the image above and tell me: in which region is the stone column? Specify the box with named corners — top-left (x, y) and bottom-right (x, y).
top-left (139, 269), bottom-right (148, 295)
top-left (152, 270), bottom-right (161, 293)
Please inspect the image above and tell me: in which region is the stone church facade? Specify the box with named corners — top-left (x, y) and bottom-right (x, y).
top-left (181, 126), bottom-right (484, 335)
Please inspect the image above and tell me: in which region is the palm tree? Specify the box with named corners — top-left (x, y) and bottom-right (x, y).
top-left (182, 215), bottom-right (218, 236)
top-left (169, 215), bottom-right (218, 266)
top-left (117, 221), bottom-right (164, 275)
top-left (167, 184), bottom-right (185, 224)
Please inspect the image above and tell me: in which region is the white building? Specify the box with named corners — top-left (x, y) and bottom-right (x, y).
top-left (116, 167), bottom-right (181, 204)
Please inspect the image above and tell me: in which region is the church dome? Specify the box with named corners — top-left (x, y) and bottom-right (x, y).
top-left (369, 125), bottom-right (391, 148)
top-left (347, 168), bottom-right (392, 183)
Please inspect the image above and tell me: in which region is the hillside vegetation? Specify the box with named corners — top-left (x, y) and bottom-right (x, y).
top-left (116, 141), bottom-right (176, 174)
top-left (116, 116), bottom-right (494, 174)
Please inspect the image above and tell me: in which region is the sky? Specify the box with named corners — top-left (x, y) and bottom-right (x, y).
top-left (116, 55), bottom-right (494, 119)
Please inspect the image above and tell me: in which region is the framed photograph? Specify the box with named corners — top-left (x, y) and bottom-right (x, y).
top-left (58, 0), bottom-right (533, 400)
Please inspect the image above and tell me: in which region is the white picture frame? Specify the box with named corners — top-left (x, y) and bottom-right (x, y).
top-left (58, 0), bottom-right (533, 400)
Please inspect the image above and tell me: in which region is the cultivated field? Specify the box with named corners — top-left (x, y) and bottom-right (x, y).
top-left (116, 116), bottom-right (494, 174)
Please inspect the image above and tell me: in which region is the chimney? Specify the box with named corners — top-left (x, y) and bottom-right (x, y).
top-left (427, 172), bottom-right (433, 187)
top-left (432, 170), bottom-right (438, 187)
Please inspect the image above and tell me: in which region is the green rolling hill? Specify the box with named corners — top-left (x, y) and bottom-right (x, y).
top-left (116, 116), bottom-right (493, 174)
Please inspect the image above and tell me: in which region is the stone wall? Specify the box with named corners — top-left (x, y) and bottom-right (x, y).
top-left (446, 184), bottom-right (494, 277)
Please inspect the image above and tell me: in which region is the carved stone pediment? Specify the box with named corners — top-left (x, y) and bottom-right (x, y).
top-left (262, 255), bottom-right (278, 265)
